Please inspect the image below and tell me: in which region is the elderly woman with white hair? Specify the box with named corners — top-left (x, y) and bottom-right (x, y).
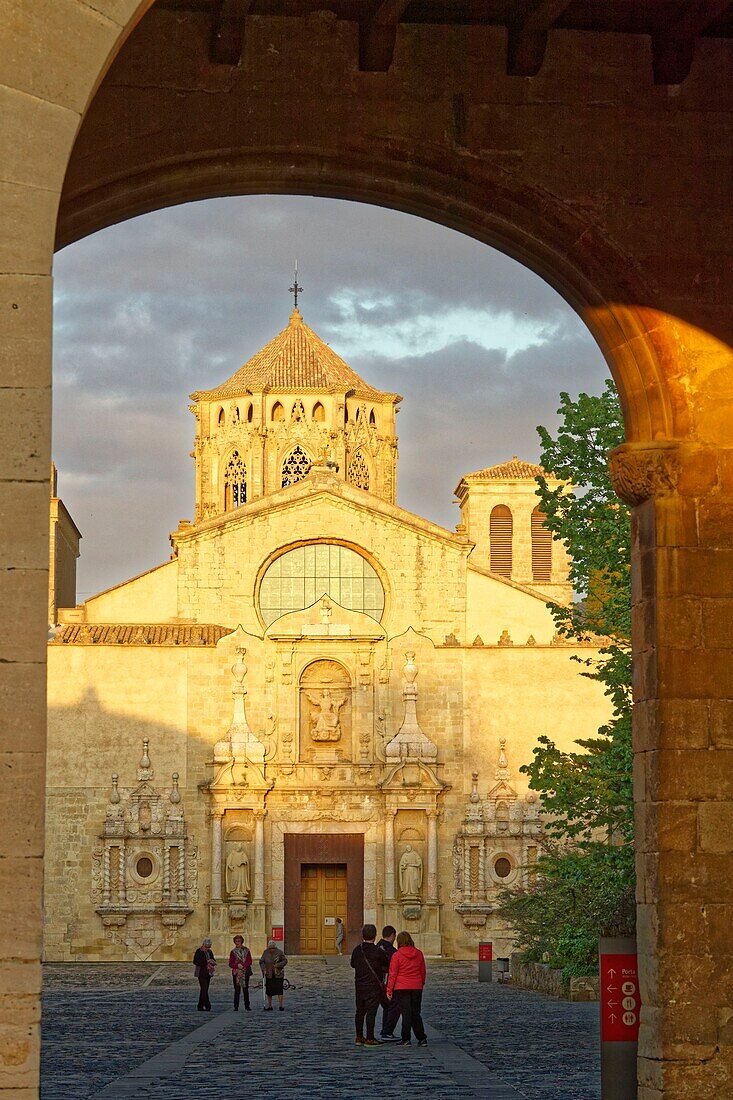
top-left (193, 937), bottom-right (216, 1011)
top-left (259, 940), bottom-right (288, 1011)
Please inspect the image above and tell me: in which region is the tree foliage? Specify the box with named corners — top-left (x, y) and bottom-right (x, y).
top-left (496, 380), bottom-right (635, 977)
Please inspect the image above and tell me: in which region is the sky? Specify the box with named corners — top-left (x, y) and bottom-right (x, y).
top-left (52, 195), bottom-right (610, 600)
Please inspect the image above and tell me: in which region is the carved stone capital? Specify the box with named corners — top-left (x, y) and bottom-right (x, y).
top-left (608, 442), bottom-right (681, 506)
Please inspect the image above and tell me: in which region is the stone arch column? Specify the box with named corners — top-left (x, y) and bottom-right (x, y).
top-left (610, 440), bottom-right (733, 1097)
top-left (0, 3), bottom-right (154, 1093)
top-left (0, 5), bottom-right (732, 1096)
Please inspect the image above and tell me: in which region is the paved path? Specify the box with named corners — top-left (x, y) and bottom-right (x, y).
top-left (41, 961), bottom-right (600, 1099)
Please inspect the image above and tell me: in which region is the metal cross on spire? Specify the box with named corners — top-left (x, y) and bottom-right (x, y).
top-left (289, 261), bottom-right (303, 309)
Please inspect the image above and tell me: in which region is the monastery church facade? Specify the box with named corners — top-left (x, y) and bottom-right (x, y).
top-left (46, 306), bottom-right (609, 961)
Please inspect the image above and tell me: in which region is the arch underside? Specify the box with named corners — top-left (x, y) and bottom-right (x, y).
top-left (1, 2), bottom-right (731, 1095)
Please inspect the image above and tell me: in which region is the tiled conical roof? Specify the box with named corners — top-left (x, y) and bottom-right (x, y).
top-left (463, 457), bottom-right (546, 480)
top-left (192, 309), bottom-right (399, 402)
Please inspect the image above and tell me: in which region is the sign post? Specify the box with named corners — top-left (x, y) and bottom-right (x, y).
top-left (478, 941), bottom-right (493, 982)
top-left (600, 937), bottom-right (640, 1099)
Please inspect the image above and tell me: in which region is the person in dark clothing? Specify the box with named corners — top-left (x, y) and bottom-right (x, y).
top-left (193, 937), bottom-right (216, 1011)
top-left (377, 925), bottom-right (401, 1040)
top-left (350, 923), bottom-right (389, 1046)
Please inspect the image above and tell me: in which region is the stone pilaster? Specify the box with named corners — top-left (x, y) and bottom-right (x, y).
top-left (210, 812), bottom-right (223, 902)
top-left (253, 809), bottom-right (266, 903)
top-left (384, 810), bottom-right (396, 902)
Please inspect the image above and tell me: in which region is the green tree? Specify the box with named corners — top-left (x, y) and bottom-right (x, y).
top-left (496, 379), bottom-right (635, 978)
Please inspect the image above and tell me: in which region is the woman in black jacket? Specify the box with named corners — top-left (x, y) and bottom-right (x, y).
top-left (193, 937), bottom-right (216, 1011)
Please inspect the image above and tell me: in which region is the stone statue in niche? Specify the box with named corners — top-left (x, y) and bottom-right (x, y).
top-left (225, 844), bottom-right (251, 899)
top-left (399, 845), bottom-right (423, 899)
top-left (305, 688), bottom-right (348, 742)
top-left (299, 659), bottom-right (352, 759)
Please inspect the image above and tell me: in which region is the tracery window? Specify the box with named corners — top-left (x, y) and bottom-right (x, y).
top-left (224, 451), bottom-right (247, 511)
top-left (347, 449), bottom-right (370, 492)
top-left (490, 505), bottom-right (513, 576)
top-left (259, 543), bottom-right (385, 626)
top-left (281, 445), bottom-right (311, 488)
top-left (531, 506), bottom-right (552, 582)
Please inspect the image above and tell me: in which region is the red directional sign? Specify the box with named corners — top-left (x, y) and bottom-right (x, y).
top-left (601, 951), bottom-right (641, 1043)
top-left (271, 925), bottom-right (284, 942)
top-left (478, 942), bottom-right (493, 962)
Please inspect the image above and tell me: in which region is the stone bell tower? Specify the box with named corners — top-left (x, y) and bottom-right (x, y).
top-left (189, 303), bottom-right (401, 523)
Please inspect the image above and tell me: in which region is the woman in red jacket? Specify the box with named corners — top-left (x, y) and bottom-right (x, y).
top-left (386, 930), bottom-right (428, 1046)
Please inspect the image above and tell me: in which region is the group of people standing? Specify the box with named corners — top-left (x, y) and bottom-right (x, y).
top-left (192, 922), bottom-right (428, 1049)
top-left (350, 924), bottom-right (428, 1047)
top-left (193, 936), bottom-right (288, 1013)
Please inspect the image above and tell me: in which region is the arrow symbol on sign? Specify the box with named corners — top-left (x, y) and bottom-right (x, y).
top-left (609, 1014), bottom-right (618, 1024)
top-left (609, 968), bottom-right (617, 978)
top-left (608, 1001), bottom-right (618, 1008)
top-left (607, 985), bottom-right (617, 993)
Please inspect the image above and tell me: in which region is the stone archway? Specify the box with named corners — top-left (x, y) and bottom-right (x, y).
top-left (1, 4), bottom-right (732, 1096)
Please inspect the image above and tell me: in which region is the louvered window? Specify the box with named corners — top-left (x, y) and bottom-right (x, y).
top-left (531, 507), bottom-right (552, 582)
top-left (490, 505), bottom-right (513, 576)
top-left (224, 451), bottom-right (246, 511)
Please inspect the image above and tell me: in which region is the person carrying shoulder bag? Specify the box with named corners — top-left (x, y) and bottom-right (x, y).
top-left (350, 923), bottom-right (389, 1047)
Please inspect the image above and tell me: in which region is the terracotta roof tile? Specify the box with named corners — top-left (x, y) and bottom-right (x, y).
top-left (463, 456), bottom-right (547, 480)
top-left (51, 624), bottom-right (231, 647)
top-left (192, 309), bottom-right (399, 403)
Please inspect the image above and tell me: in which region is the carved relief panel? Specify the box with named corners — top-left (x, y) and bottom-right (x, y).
top-left (299, 659), bottom-right (352, 762)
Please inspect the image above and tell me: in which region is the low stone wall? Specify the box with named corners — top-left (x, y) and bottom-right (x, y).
top-left (569, 975), bottom-right (600, 1002)
top-left (509, 955), bottom-right (599, 1001)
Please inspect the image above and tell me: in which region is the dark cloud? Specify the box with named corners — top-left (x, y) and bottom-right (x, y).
top-left (53, 196), bottom-right (609, 599)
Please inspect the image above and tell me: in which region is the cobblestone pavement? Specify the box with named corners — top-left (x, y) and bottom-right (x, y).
top-left (41, 961), bottom-right (600, 1099)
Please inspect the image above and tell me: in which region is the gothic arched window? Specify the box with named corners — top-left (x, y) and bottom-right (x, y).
top-left (347, 449), bottom-right (370, 492)
top-left (490, 505), bottom-right (513, 576)
top-left (271, 401), bottom-right (285, 422)
top-left (224, 451), bottom-right (247, 511)
top-left (218, 407), bottom-right (225, 427)
top-left (281, 445), bottom-right (311, 488)
top-left (369, 408), bottom-right (376, 427)
top-left (313, 401), bottom-right (325, 423)
top-left (531, 506), bottom-right (552, 582)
